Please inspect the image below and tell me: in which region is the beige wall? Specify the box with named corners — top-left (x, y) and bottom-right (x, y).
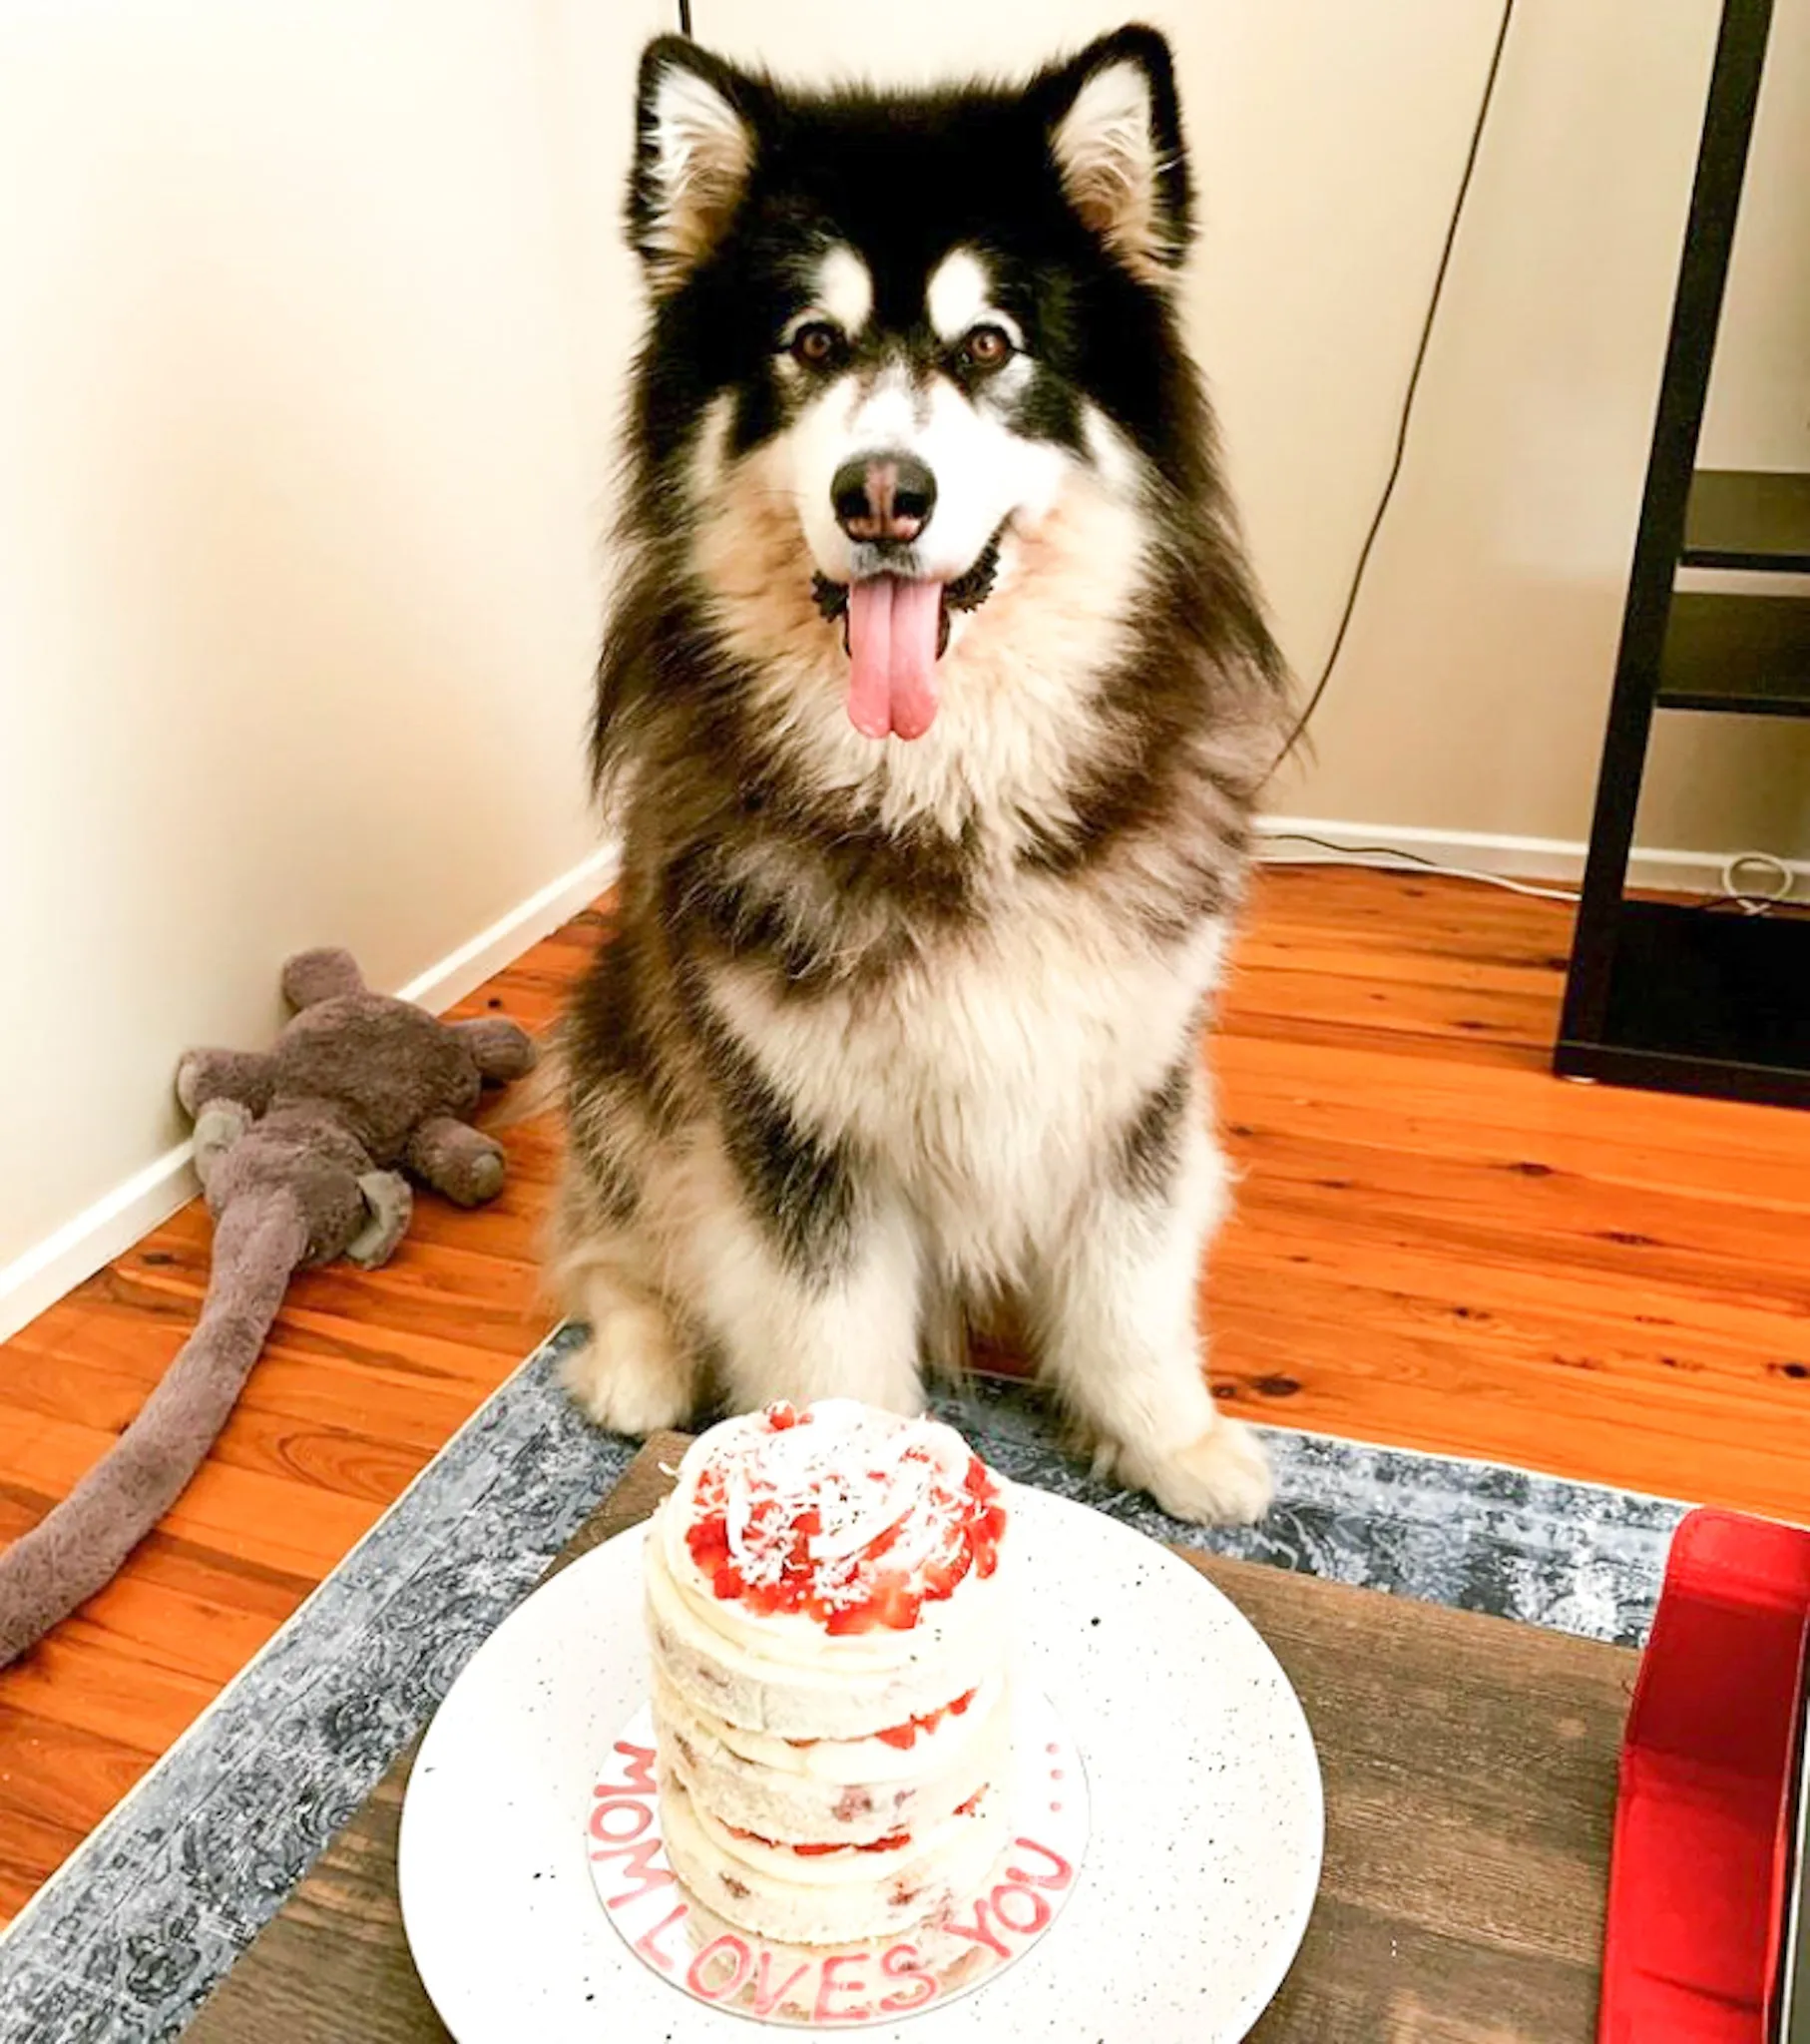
top-left (695, 0), bottom-right (1810, 855)
top-left (5, 2), bottom-right (1806, 1297)
top-left (0, 0), bottom-right (665, 1286)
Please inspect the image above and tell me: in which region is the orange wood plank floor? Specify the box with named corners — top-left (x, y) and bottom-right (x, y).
top-left (3, 867), bottom-right (1808, 1923)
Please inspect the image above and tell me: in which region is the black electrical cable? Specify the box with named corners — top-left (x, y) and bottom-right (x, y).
top-left (1267, 0), bottom-right (1517, 779)
top-left (679, 0), bottom-right (693, 37)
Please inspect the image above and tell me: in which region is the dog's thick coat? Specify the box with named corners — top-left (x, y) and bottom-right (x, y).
top-left (557, 26), bottom-right (1289, 1523)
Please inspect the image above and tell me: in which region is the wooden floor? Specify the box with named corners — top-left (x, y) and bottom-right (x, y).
top-left (3, 865), bottom-right (1808, 1924)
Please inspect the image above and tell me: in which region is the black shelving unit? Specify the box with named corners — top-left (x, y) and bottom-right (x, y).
top-left (1557, 0), bottom-right (1810, 1111)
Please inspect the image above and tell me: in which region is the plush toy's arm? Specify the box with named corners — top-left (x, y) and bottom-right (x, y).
top-left (191, 1099), bottom-right (252, 1191)
top-left (176, 1050), bottom-right (274, 1121)
top-left (446, 1016), bottom-right (537, 1084)
top-left (345, 1171), bottom-right (413, 1267)
top-left (405, 1116), bottom-right (507, 1207)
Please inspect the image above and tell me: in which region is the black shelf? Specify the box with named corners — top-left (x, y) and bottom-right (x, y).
top-left (1558, 0), bottom-right (1810, 1111)
top-left (1656, 591), bottom-right (1810, 715)
top-left (1682, 468), bottom-right (1810, 571)
top-left (1557, 899), bottom-right (1810, 1109)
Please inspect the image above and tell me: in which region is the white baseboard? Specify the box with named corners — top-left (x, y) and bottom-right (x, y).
top-left (394, 839), bottom-right (619, 1010)
top-left (0, 841), bottom-right (620, 1344)
top-left (0, 1143), bottom-right (207, 1349)
top-left (1256, 813), bottom-right (1809, 898)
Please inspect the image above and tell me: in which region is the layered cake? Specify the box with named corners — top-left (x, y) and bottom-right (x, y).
top-left (646, 1399), bottom-right (1013, 1944)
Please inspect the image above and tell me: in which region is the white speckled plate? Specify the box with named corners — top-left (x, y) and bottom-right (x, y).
top-left (399, 1484), bottom-right (1323, 2042)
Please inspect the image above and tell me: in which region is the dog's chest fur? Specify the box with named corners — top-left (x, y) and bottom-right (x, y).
top-left (705, 868), bottom-right (1221, 1268)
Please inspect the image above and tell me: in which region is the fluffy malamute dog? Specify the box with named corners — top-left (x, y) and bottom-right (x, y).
top-left (556, 25), bottom-right (1289, 1523)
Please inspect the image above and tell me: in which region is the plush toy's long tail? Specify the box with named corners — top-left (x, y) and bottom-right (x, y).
top-left (0, 1189), bottom-right (308, 1670)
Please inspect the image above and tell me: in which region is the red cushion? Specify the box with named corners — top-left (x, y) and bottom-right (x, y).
top-left (1599, 1509), bottom-right (1810, 2043)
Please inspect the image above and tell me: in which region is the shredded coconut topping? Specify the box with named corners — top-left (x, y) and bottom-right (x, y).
top-left (682, 1400), bottom-right (1005, 1628)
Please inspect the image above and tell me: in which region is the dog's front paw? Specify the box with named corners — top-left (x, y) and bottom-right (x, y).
top-left (1120, 1417), bottom-right (1273, 1527)
top-left (562, 1303), bottom-right (693, 1438)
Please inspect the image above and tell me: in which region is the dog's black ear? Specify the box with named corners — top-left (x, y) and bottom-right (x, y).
top-left (1039, 25), bottom-right (1190, 279)
top-left (629, 37), bottom-right (762, 293)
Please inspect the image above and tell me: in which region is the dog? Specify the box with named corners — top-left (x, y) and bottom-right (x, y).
top-left (554, 24), bottom-right (1290, 1524)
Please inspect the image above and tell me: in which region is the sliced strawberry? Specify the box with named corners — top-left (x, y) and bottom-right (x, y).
top-left (825, 1575), bottom-right (920, 1634)
top-left (790, 1829), bottom-right (912, 1857)
top-left (865, 1578), bottom-right (923, 1631)
top-left (873, 1688), bottom-right (974, 1749)
top-left (919, 1556), bottom-right (968, 1603)
top-left (687, 1510), bottom-right (734, 1590)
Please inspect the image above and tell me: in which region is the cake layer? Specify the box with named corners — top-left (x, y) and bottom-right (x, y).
top-left (647, 1529), bottom-right (1004, 1740)
top-left (658, 1765), bottom-right (1007, 1945)
top-left (652, 1664), bottom-right (1009, 1846)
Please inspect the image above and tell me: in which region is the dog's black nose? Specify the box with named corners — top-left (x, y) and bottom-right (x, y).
top-left (831, 451), bottom-right (937, 544)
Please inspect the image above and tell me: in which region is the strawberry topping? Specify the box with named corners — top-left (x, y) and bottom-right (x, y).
top-left (681, 1403), bottom-right (1004, 1630)
top-left (874, 1689), bottom-right (978, 1750)
top-left (725, 1821), bottom-right (913, 1856)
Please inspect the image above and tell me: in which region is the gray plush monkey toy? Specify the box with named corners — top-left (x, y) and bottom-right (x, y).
top-left (0, 948), bottom-right (535, 1668)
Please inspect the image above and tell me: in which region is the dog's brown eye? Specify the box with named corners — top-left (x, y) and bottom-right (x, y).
top-left (961, 324), bottom-right (1013, 370)
top-left (789, 321), bottom-right (842, 369)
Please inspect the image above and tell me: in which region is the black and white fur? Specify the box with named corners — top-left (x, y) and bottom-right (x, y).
top-left (556, 26), bottom-right (1289, 1523)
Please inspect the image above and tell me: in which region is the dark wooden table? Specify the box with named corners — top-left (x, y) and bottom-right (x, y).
top-left (186, 1434), bottom-right (1632, 2043)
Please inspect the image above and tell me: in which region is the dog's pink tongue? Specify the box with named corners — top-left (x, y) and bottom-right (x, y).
top-left (846, 576), bottom-right (942, 741)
